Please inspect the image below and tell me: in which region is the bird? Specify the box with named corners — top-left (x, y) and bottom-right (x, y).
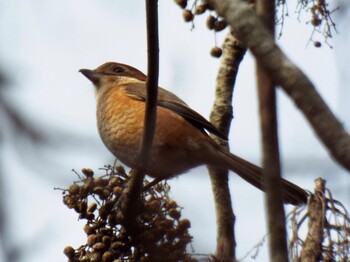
top-left (80, 62), bottom-right (308, 205)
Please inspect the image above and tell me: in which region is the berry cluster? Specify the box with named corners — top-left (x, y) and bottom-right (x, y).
top-left (62, 166), bottom-right (196, 262)
top-left (175, 0), bottom-right (227, 58)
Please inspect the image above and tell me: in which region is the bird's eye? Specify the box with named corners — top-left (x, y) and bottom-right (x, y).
top-left (114, 67), bottom-right (125, 73)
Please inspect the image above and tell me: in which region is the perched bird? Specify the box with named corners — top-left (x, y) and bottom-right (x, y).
top-left (80, 62), bottom-right (308, 205)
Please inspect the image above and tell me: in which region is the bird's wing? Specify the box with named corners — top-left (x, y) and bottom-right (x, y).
top-left (124, 84), bottom-right (228, 141)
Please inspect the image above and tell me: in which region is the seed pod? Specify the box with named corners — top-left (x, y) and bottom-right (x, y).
top-left (169, 208), bottom-right (181, 220)
top-left (83, 224), bottom-right (95, 235)
top-left (115, 165), bottom-right (126, 175)
top-left (183, 9), bottom-right (194, 22)
top-left (177, 218), bottom-right (191, 231)
top-left (206, 15), bottom-right (216, 30)
top-left (68, 184), bottom-right (80, 195)
top-left (110, 241), bottom-right (124, 251)
top-left (215, 20), bottom-right (227, 32)
top-left (195, 5), bottom-right (207, 15)
top-left (93, 186), bottom-right (104, 196)
top-left (102, 251), bottom-right (113, 262)
top-left (63, 246), bottom-right (75, 259)
top-left (80, 177), bottom-right (94, 196)
top-left (93, 242), bottom-right (106, 251)
top-left (94, 177), bottom-right (109, 187)
top-left (87, 234), bottom-right (98, 246)
top-left (87, 202), bottom-right (97, 213)
top-left (314, 41), bottom-right (322, 48)
top-left (82, 168), bottom-right (94, 177)
top-left (100, 189), bottom-right (111, 200)
top-left (166, 200), bottom-right (177, 210)
top-left (79, 200), bottom-right (88, 213)
top-left (90, 252), bottom-right (102, 262)
top-left (210, 47), bottom-right (223, 58)
top-left (159, 219), bottom-right (174, 230)
top-left (109, 177), bottom-right (119, 187)
top-left (311, 17), bottom-right (322, 27)
top-left (175, 0), bottom-right (187, 9)
top-left (102, 236), bottom-right (112, 246)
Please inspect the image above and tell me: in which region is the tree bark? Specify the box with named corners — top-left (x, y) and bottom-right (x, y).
top-left (256, 0), bottom-right (289, 261)
top-left (208, 32), bottom-right (247, 262)
top-left (300, 178), bottom-right (326, 261)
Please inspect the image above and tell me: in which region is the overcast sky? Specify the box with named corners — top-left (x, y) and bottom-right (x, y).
top-left (0, 1), bottom-right (349, 261)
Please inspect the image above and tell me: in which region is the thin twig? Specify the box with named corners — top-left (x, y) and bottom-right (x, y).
top-left (118, 0), bottom-right (159, 231)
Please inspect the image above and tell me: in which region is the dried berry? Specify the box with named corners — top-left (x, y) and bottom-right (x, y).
top-left (82, 168), bottom-right (94, 177)
top-left (183, 9), bottom-right (194, 22)
top-left (314, 41), bottom-right (322, 47)
top-left (175, 0), bottom-right (187, 9)
top-left (210, 47), bottom-right (223, 58)
top-left (195, 5), bottom-right (207, 15)
top-left (169, 208), bottom-right (181, 220)
top-left (63, 246), bottom-right (75, 259)
top-left (83, 224), bottom-right (95, 235)
top-left (68, 184), bottom-right (80, 195)
top-left (206, 15), bottom-right (216, 30)
top-left (215, 20), bottom-right (227, 32)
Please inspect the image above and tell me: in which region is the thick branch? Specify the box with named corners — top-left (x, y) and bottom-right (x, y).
top-left (210, 0), bottom-right (350, 172)
top-left (208, 32), bottom-right (246, 261)
top-left (256, 0), bottom-right (288, 261)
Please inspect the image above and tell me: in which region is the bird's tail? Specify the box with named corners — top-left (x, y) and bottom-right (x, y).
top-left (218, 150), bottom-right (308, 206)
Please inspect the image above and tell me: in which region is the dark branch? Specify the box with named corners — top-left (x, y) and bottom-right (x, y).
top-left (256, 0), bottom-right (288, 261)
top-left (118, 0), bottom-right (159, 230)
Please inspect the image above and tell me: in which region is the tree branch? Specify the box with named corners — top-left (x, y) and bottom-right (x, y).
top-left (208, 32), bottom-right (247, 261)
top-left (210, 0), bottom-right (350, 172)
top-left (118, 0), bottom-right (159, 230)
top-left (256, 0), bottom-right (288, 261)
top-left (300, 178), bottom-right (325, 261)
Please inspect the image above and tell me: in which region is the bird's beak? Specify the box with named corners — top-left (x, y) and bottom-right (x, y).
top-left (79, 69), bottom-right (103, 85)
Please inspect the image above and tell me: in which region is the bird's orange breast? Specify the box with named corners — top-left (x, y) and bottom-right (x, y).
top-left (96, 85), bottom-right (210, 177)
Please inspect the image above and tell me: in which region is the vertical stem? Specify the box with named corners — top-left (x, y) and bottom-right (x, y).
top-left (256, 1), bottom-right (289, 261)
top-left (208, 32), bottom-right (247, 261)
top-left (120, 0), bottom-right (159, 230)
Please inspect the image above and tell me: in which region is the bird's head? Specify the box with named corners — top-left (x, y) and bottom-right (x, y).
top-left (80, 62), bottom-right (147, 90)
